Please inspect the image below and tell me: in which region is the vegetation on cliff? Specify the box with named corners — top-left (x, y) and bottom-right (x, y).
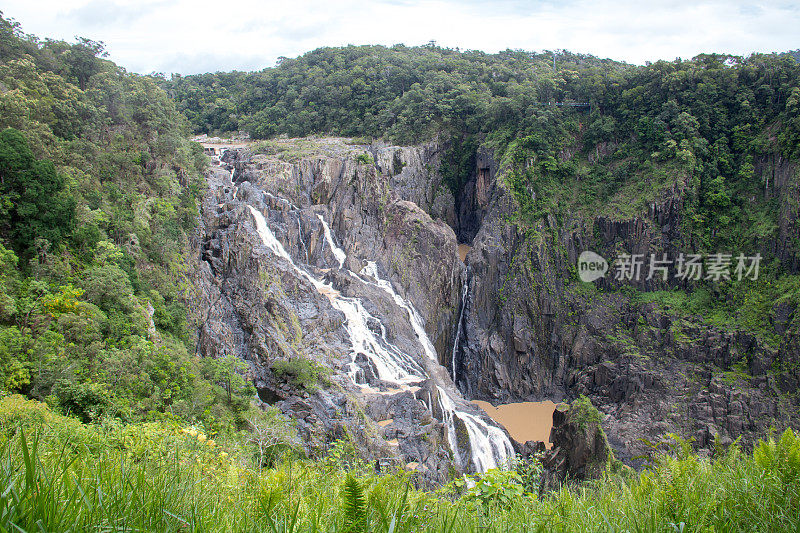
top-left (0, 13), bottom-right (257, 433)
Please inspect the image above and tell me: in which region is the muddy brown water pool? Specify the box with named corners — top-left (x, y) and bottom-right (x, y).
top-left (473, 400), bottom-right (557, 448)
top-left (458, 244), bottom-right (472, 262)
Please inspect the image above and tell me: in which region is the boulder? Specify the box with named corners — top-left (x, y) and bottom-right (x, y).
top-left (539, 398), bottom-right (614, 492)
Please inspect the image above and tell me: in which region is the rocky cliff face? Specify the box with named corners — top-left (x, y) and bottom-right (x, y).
top-left (453, 149), bottom-right (800, 464)
top-left (190, 138), bottom-right (513, 484)
top-left (191, 136), bottom-right (800, 477)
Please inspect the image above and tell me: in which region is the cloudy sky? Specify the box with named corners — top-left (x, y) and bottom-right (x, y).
top-left (3, 0), bottom-right (799, 74)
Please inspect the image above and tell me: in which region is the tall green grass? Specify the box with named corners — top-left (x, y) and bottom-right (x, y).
top-left (0, 395), bottom-right (798, 532)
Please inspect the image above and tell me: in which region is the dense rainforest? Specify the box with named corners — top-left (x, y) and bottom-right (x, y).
top-left (0, 13), bottom-right (266, 434)
top-left (167, 43), bottom-right (800, 343)
top-left (2, 9), bottom-right (800, 532)
top-left (165, 43), bottom-right (800, 246)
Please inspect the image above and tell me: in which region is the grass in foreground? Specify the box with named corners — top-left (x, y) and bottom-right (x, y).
top-left (0, 395), bottom-right (798, 532)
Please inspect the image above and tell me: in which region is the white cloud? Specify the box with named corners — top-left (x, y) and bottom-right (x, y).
top-left (2, 0), bottom-right (798, 74)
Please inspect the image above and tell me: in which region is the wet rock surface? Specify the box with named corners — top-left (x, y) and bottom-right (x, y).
top-left (453, 151), bottom-right (800, 463)
top-left (191, 137), bottom-right (800, 481)
top-left (190, 140), bottom-right (514, 485)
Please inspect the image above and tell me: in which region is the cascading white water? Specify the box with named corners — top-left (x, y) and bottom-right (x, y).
top-left (328, 297), bottom-right (425, 384)
top-left (436, 384), bottom-right (514, 471)
top-left (248, 203), bottom-right (514, 472)
top-left (359, 261), bottom-right (437, 362)
top-left (248, 205), bottom-right (293, 262)
top-left (436, 387), bottom-right (463, 467)
top-left (248, 206), bottom-right (422, 384)
top-left (264, 191), bottom-right (300, 211)
top-left (317, 214), bottom-right (346, 269)
top-left (451, 268), bottom-right (469, 385)
top-left (297, 219), bottom-right (309, 263)
top-left (359, 261), bottom-right (514, 472)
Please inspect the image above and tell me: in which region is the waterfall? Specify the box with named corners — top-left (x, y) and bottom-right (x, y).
top-left (264, 191), bottom-right (300, 211)
top-left (327, 296), bottom-right (425, 384)
top-left (436, 387), bottom-right (463, 467)
top-left (297, 218), bottom-right (309, 263)
top-left (435, 385), bottom-right (513, 471)
top-left (248, 206), bottom-right (293, 262)
top-left (453, 400), bottom-right (516, 472)
top-left (358, 261), bottom-right (514, 472)
top-left (451, 267), bottom-right (469, 386)
top-left (247, 202), bottom-right (514, 472)
top-left (359, 261), bottom-right (437, 362)
top-left (317, 214), bottom-right (346, 269)
top-left (248, 206), bottom-right (423, 384)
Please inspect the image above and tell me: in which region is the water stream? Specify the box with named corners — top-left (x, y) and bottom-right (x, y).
top-left (359, 261), bottom-right (437, 362)
top-left (451, 267), bottom-right (469, 386)
top-left (248, 206), bottom-right (422, 384)
top-left (297, 218), bottom-right (309, 263)
top-left (246, 201), bottom-right (513, 472)
top-left (317, 214), bottom-right (346, 269)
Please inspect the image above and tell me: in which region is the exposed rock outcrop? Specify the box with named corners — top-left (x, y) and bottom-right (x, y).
top-left (191, 135), bottom-right (800, 481)
top-left (452, 146), bottom-right (800, 463)
top-left (539, 398), bottom-right (614, 492)
top-left (189, 139), bottom-right (515, 485)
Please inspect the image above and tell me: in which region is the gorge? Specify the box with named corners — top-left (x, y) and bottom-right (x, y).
top-left (3, 16), bottom-right (800, 526)
top-left (192, 135), bottom-right (800, 477)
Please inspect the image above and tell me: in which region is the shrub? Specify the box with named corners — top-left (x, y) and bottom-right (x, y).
top-left (570, 394), bottom-right (602, 430)
top-left (271, 358), bottom-right (330, 390)
top-left (51, 379), bottom-right (114, 423)
top-left (514, 454), bottom-right (543, 493)
top-left (454, 468), bottom-right (526, 509)
top-left (355, 153), bottom-right (374, 165)
top-left (753, 428), bottom-right (800, 485)
top-left (0, 128), bottom-right (76, 257)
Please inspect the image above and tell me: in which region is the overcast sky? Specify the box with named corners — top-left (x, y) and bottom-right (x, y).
top-left (2, 0), bottom-right (799, 74)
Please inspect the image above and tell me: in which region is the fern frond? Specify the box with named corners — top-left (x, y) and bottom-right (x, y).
top-left (342, 473), bottom-right (368, 533)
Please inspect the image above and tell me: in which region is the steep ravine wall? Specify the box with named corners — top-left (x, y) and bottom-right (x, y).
top-left (452, 149), bottom-right (800, 463)
top-left (189, 139), bottom-right (516, 484)
top-left (191, 138), bottom-right (800, 474)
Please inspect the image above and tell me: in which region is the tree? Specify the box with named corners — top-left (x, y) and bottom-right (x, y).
top-left (0, 128), bottom-right (75, 258)
top-left (63, 37), bottom-right (107, 91)
top-left (0, 11), bottom-right (37, 61)
top-left (202, 354), bottom-right (253, 406)
top-left (245, 408), bottom-right (299, 468)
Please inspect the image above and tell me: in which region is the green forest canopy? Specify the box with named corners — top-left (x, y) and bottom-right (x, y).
top-left (0, 12), bottom-right (261, 433)
top-left (166, 44), bottom-right (800, 251)
top-left (165, 43), bottom-right (800, 347)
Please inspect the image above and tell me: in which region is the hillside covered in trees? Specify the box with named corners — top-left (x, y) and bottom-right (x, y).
top-left (0, 12), bottom-right (266, 433)
top-left (166, 45), bottom-right (800, 244)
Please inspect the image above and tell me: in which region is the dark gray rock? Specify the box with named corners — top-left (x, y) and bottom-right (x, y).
top-left (539, 400), bottom-right (613, 492)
